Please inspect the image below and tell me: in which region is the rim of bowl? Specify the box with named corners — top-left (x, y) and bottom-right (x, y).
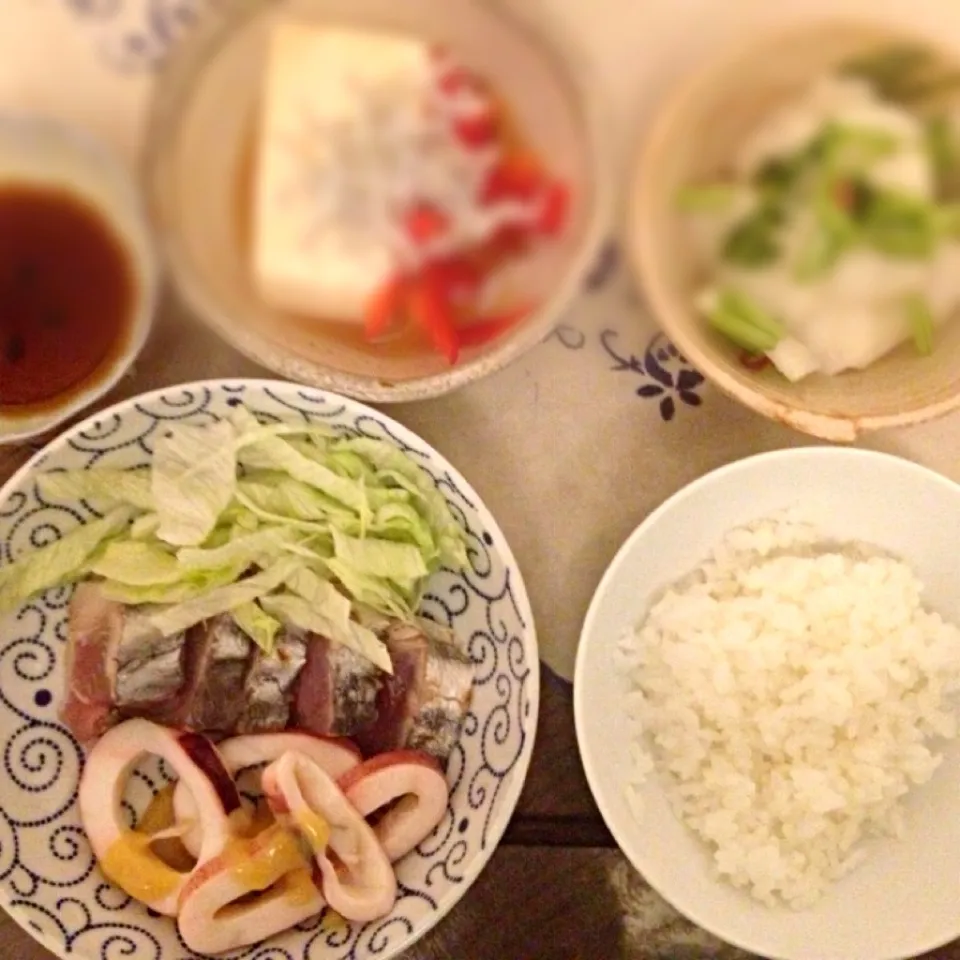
top-left (0, 115), bottom-right (159, 446)
top-left (0, 376), bottom-right (542, 960)
top-left (140, 0), bottom-right (613, 404)
top-left (573, 445), bottom-right (960, 960)
top-left (624, 18), bottom-right (960, 443)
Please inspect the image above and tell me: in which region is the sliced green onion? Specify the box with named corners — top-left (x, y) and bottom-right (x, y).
top-left (934, 202), bottom-right (960, 238)
top-left (718, 290), bottom-right (784, 341)
top-left (904, 293), bottom-right (936, 356)
top-left (794, 228), bottom-right (850, 281)
top-left (860, 188), bottom-right (939, 258)
top-left (721, 206), bottom-right (782, 267)
top-left (705, 289), bottom-right (784, 353)
top-left (706, 306), bottom-right (776, 354)
top-left (818, 123), bottom-right (900, 175)
top-left (675, 183), bottom-right (739, 213)
top-left (925, 115), bottom-right (960, 201)
top-left (753, 155), bottom-right (806, 195)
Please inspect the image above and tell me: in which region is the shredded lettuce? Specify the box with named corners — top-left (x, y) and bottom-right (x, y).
top-left (153, 421), bottom-right (238, 547)
top-left (232, 600), bottom-right (283, 655)
top-left (89, 541), bottom-right (182, 586)
top-left (0, 507), bottom-right (135, 613)
top-left (0, 407), bottom-right (468, 672)
top-left (260, 593), bottom-right (392, 673)
top-left (176, 527), bottom-right (305, 573)
top-left (333, 438), bottom-right (467, 568)
top-left (145, 557), bottom-right (300, 638)
top-left (38, 469), bottom-right (154, 512)
top-left (331, 528), bottom-right (428, 580)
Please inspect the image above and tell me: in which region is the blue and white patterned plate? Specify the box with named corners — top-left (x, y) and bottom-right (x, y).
top-left (0, 380), bottom-right (539, 960)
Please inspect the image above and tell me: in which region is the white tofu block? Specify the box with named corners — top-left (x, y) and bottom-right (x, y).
top-left (251, 23), bottom-right (433, 322)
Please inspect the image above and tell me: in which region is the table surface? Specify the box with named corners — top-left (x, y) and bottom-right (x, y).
top-left (1, 312), bottom-right (958, 960)
top-left (4, 0), bottom-right (960, 955)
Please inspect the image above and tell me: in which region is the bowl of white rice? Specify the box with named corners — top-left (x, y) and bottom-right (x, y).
top-left (628, 19), bottom-right (960, 442)
top-left (574, 447), bottom-right (960, 960)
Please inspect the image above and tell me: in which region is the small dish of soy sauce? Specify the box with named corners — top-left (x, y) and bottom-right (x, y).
top-left (0, 116), bottom-right (158, 444)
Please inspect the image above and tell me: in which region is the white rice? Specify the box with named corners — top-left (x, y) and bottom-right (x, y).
top-left (620, 512), bottom-right (960, 909)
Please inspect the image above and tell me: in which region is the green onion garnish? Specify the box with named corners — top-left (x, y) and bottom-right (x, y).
top-left (675, 183), bottom-right (739, 213)
top-left (704, 289), bottom-right (784, 354)
top-left (925, 115), bottom-right (960, 201)
top-left (721, 204), bottom-right (783, 267)
top-left (904, 293), bottom-right (936, 356)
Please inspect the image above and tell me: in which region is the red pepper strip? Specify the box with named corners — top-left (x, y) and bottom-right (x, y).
top-left (482, 154), bottom-right (547, 203)
top-left (739, 349), bottom-right (771, 371)
top-left (404, 205), bottom-right (448, 245)
top-left (433, 258), bottom-right (483, 305)
top-left (435, 62), bottom-right (476, 95)
top-left (406, 271), bottom-right (460, 365)
top-left (536, 180), bottom-right (571, 236)
top-left (459, 304), bottom-right (534, 348)
top-left (453, 113), bottom-right (499, 147)
top-left (363, 277), bottom-right (405, 342)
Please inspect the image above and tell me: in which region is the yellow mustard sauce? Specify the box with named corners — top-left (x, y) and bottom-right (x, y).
top-left (280, 866), bottom-right (320, 907)
top-left (101, 832), bottom-right (182, 904)
top-left (294, 809), bottom-right (330, 856)
top-left (227, 797), bottom-right (276, 840)
top-left (223, 824), bottom-right (308, 894)
top-left (100, 785), bottom-right (193, 902)
top-left (137, 784), bottom-right (177, 835)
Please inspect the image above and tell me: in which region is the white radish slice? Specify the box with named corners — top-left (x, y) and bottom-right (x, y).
top-left (263, 751), bottom-right (397, 923)
top-left (174, 733), bottom-right (361, 858)
top-left (337, 750), bottom-right (449, 863)
top-left (78, 719), bottom-right (240, 917)
top-left (177, 827), bottom-right (324, 955)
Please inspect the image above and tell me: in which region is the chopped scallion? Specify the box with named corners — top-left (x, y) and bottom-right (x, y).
top-left (904, 293), bottom-right (936, 356)
top-left (705, 289), bottom-right (784, 354)
top-left (675, 183), bottom-right (739, 213)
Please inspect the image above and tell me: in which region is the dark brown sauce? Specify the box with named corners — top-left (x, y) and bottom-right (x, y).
top-left (0, 184), bottom-right (135, 413)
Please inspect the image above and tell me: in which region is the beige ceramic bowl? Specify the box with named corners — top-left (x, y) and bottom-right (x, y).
top-left (628, 20), bottom-right (960, 442)
top-left (142, 0), bottom-right (609, 403)
top-left (0, 117), bottom-right (157, 445)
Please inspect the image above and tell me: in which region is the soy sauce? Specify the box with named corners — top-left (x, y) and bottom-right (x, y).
top-left (0, 184), bottom-right (135, 410)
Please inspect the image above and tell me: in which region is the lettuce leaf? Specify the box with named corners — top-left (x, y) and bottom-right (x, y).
top-left (260, 592), bottom-right (392, 673)
top-left (231, 600), bottom-right (283, 655)
top-left (333, 438), bottom-right (467, 567)
top-left (145, 557), bottom-right (300, 637)
top-left (331, 528), bottom-right (428, 580)
top-left (0, 507), bottom-right (135, 614)
top-left (153, 421), bottom-right (238, 547)
top-left (38, 469), bottom-right (154, 511)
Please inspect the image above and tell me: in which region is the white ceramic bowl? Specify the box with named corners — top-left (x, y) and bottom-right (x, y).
top-left (0, 379), bottom-right (539, 960)
top-left (0, 115), bottom-right (158, 444)
top-left (142, 0), bottom-right (610, 403)
top-left (574, 448), bottom-right (960, 960)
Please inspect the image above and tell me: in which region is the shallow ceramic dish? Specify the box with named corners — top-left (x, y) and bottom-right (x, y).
top-left (142, 0), bottom-right (609, 404)
top-left (574, 447), bottom-right (960, 960)
top-left (0, 115), bottom-right (157, 445)
top-left (0, 379), bottom-right (539, 960)
top-left (627, 20), bottom-right (960, 442)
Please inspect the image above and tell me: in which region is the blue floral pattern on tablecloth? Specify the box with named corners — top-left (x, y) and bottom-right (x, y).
top-left (61, 0), bottom-right (216, 71)
top-left (545, 240), bottom-right (707, 420)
